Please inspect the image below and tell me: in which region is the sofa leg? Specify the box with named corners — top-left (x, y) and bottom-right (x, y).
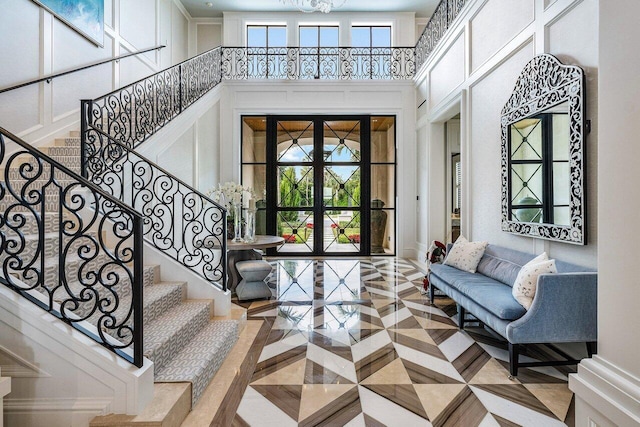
top-left (508, 343), bottom-right (519, 378)
top-left (429, 280), bottom-right (435, 304)
top-left (586, 341), bottom-right (597, 358)
top-left (457, 305), bottom-right (465, 330)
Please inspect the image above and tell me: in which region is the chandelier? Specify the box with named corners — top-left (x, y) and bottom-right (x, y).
top-left (280, 0), bottom-right (347, 13)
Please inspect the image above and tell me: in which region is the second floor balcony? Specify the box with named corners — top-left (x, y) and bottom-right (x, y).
top-left (221, 46), bottom-right (416, 81)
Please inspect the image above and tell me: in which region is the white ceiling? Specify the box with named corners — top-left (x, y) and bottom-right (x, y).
top-left (179, 0), bottom-right (440, 18)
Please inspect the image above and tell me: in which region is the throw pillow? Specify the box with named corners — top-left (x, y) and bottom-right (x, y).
top-left (512, 253), bottom-right (557, 310)
top-left (443, 235), bottom-right (488, 273)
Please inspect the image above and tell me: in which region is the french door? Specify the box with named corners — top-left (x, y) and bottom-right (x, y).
top-left (241, 114), bottom-right (396, 257)
top-left (265, 115), bottom-right (369, 256)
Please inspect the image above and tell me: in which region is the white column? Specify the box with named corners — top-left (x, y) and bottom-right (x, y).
top-left (568, 2), bottom-right (640, 426)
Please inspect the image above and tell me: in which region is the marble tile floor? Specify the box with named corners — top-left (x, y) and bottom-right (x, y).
top-left (217, 258), bottom-right (576, 427)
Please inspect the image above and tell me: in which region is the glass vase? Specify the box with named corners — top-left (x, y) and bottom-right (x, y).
top-left (232, 202), bottom-right (243, 242)
top-left (244, 208), bottom-right (257, 243)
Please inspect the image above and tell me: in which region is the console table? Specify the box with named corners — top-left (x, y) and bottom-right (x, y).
top-left (227, 235), bottom-right (284, 295)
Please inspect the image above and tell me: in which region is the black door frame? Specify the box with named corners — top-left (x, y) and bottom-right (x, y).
top-left (265, 114), bottom-right (371, 256)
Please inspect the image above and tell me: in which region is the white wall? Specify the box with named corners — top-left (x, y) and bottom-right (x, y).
top-left (569, 2), bottom-right (640, 426)
top-left (0, 0), bottom-right (191, 146)
top-left (192, 19), bottom-right (223, 55)
top-left (414, 0), bottom-right (598, 268)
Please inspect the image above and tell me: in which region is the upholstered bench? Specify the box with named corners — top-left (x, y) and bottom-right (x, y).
top-left (429, 244), bottom-right (597, 377)
top-left (235, 260), bottom-right (273, 301)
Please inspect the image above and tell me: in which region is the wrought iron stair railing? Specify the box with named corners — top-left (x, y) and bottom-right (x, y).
top-left (415, 0), bottom-right (470, 70)
top-left (0, 126), bottom-right (145, 367)
top-left (80, 121), bottom-right (227, 290)
top-left (85, 47), bottom-right (222, 148)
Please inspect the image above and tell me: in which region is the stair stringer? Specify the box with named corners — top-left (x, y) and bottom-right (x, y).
top-left (142, 241), bottom-right (231, 316)
top-left (0, 285), bottom-right (154, 427)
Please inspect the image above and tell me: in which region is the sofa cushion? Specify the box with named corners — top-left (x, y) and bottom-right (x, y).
top-left (476, 254), bottom-right (523, 287)
top-left (443, 235), bottom-right (488, 273)
top-left (430, 264), bottom-right (527, 320)
top-left (512, 254), bottom-right (557, 310)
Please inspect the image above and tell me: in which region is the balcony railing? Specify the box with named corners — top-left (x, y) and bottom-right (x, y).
top-left (415, 0), bottom-right (469, 70)
top-left (221, 47), bottom-right (415, 80)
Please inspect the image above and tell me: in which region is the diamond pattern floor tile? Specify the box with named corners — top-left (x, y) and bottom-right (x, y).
top-left (229, 258), bottom-right (576, 426)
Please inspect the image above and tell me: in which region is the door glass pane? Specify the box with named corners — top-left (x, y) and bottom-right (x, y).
top-left (278, 166), bottom-right (314, 208)
top-left (371, 116), bottom-right (395, 162)
top-left (323, 120), bottom-right (361, 162)
top-left (277, 212), bottom-right (314, 253)
top-left (324, 166), bottom-right (360, 208)
top-left (324, 211), bottom-right (360, 253)
top-left (277, 120), bottom-right (314, 162)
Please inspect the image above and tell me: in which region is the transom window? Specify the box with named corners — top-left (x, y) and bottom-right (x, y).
top-left (247, 25), bottom-right (286, 47)
top-left (351, 26), bottom-right (391, 47)
top-left (299, 26), bottom-right (339, 47)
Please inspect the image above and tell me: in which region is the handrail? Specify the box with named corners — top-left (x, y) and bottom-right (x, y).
top-left (87, 46), bottom-right (222, 148)
top-left (0, 126), bottom-right (145, 367)
top-left (81, 114), bottom-right (228, 291)
top-left (0, 45), bottom-right (166, 95)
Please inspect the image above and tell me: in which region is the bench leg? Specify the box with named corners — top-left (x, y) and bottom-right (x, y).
top-left (586, 341), bottom-right (597, 358)
top-left (457, 304), bottom-right (465, 330)
top-left (508, 343), bottom-right (519, 378)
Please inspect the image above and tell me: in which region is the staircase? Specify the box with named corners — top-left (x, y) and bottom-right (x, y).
top-left (0, 130), bottom-right (240, 425)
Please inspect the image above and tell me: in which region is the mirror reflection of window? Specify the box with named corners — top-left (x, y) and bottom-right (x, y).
top-left (508, 101), bottom-right (570, 226)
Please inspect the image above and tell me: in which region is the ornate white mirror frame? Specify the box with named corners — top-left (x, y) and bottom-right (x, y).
top-left (501, 54), bottom-right (586, 244)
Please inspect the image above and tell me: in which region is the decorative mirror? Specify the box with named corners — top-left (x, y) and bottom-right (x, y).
top-left (501, 54), bottom-right (586, 244)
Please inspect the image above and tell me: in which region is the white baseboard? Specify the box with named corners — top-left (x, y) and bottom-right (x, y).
top-left (4, 397), bottom-right (112, 427)
top-left (569, 355), bottom-right (640, 427)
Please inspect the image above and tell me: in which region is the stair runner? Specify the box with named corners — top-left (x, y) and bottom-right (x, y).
top-left (0, 131), bottom-right (238, 406)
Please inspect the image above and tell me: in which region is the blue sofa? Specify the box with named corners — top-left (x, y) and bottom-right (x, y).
top-left (428, 244), bottom-right (597, 377)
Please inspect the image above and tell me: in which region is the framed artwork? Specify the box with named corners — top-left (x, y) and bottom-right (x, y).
top-left (32, 0), bottom-right (104, 47)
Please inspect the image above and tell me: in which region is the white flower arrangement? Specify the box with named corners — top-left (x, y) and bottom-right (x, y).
top-left (208, 182), bottom-right (258, 212)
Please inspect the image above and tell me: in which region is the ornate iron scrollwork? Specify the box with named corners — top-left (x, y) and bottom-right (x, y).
top-left (88, 47), bottom-right (222, 149)
top-left (220, 47), bottom-right (415, 81)
top-left (81, 125), bottom-right (227, 288)
top-left (415, 0), bottom-right (469, 71)
top-left (0, 128), bottom-right (144, 367)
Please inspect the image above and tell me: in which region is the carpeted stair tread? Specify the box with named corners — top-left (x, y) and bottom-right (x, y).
top-left (144, 301), bottom-right (212, 372)
top-left (155, 320), bottom-right (239, 406)
top-left (142, 282), bottom-right (185, 325)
